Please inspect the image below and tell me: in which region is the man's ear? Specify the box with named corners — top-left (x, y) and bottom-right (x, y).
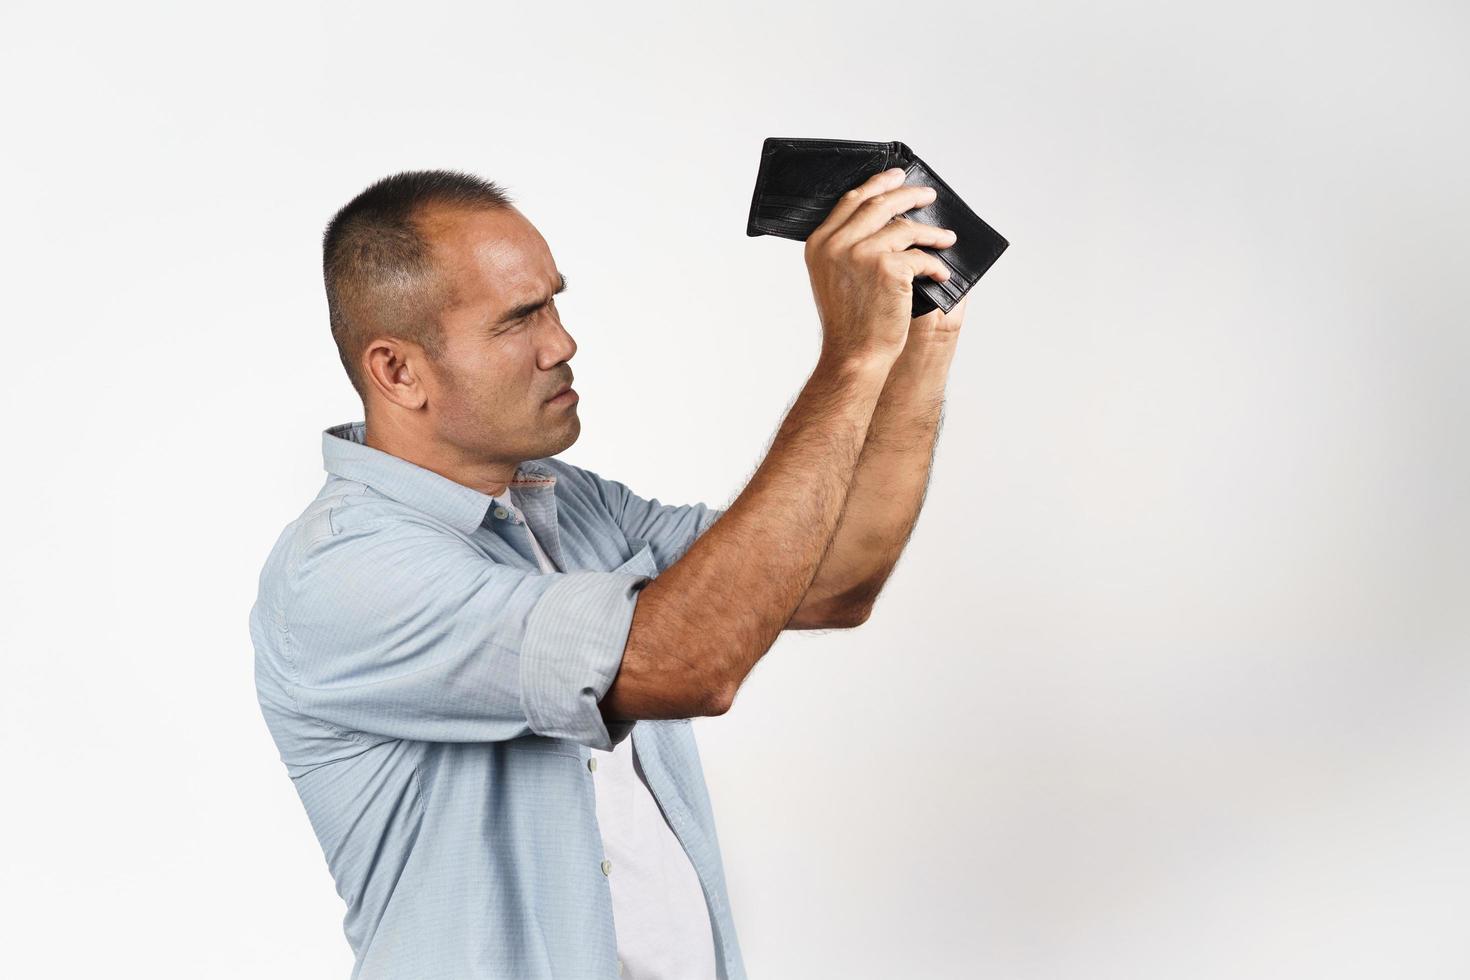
top-left (363, 338), bottom-right (429, 410)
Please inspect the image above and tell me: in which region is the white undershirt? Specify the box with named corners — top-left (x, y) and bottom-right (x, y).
top-left (503, 490), bottom-right (718, 980)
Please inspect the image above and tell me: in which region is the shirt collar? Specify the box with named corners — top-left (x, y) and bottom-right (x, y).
top-left (321, 421), bottom-right (557, 535)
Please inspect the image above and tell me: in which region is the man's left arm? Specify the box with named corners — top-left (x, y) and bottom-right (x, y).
top-left (789, 294), bottom-right (968, 628)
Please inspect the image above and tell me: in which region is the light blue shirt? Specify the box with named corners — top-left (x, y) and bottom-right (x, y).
top-left (250, 421), bottom-right (745, 979)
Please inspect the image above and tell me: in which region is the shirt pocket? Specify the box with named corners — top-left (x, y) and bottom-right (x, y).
top-left (613, 538), bottom-right (657, 578)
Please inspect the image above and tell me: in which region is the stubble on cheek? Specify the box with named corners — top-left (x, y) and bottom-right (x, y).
top-left (426, 357), bottom-right (480, 439)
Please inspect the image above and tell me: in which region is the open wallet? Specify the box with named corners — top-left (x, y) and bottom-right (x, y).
top-left (745, 137), bottom-right (1009, 317)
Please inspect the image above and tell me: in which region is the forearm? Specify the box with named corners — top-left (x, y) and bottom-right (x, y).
top-left (805, 336), bottom-right (957, 617)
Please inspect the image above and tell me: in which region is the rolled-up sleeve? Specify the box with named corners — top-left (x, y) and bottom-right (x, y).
top-left (282, 518), bottom-right (649, 750)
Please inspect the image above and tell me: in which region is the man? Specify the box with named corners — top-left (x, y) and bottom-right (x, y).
top-left (250, 167), bottom-right (966, 979)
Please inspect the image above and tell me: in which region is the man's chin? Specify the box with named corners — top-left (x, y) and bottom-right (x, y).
top-left (544, 414), bottom-right (579, 455)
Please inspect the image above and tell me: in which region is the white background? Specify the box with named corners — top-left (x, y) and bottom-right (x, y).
top-left (3, 1), bottom-right (1467, 977)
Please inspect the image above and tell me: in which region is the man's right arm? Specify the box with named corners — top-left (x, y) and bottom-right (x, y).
top-left (601, 351), bottom-right (894, 721)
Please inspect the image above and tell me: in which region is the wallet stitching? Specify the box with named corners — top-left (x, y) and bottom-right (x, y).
top-left (758, 201), bottom-right (832, 214)
top-left (760, 192), bottom-right (842, 208)
top-left (769, 137), bottom-right (888, 149)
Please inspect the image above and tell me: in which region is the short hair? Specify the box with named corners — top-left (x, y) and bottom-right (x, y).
top-left (322, 169), bottom-right (515, 400)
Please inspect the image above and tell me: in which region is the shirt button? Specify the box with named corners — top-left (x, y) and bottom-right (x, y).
top-left (618, 960), bottom-right (624, 976)
top-left (601, 858), bottom-right (612, 876)
top-left (587, 757), bottom-right (598, 772)
top-left (493, 506), bottom-right (509, 520)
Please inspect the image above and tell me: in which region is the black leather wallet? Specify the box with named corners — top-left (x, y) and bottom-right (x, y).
top-left (746, 137), bottom-right (1009, 317)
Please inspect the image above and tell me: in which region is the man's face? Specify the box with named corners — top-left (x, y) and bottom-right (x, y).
top-left (416, 204), bottom-right (580, 466)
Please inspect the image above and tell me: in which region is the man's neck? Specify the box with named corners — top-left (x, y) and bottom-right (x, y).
top-left (363, 414), bottom-right (517, 499)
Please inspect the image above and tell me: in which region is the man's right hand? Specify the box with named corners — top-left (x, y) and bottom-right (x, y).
top-left (803, 167), bottom-right (958, 366)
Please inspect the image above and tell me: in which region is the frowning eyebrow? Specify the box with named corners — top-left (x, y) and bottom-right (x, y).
top-left (494, 272), bottom-right (569, 327)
